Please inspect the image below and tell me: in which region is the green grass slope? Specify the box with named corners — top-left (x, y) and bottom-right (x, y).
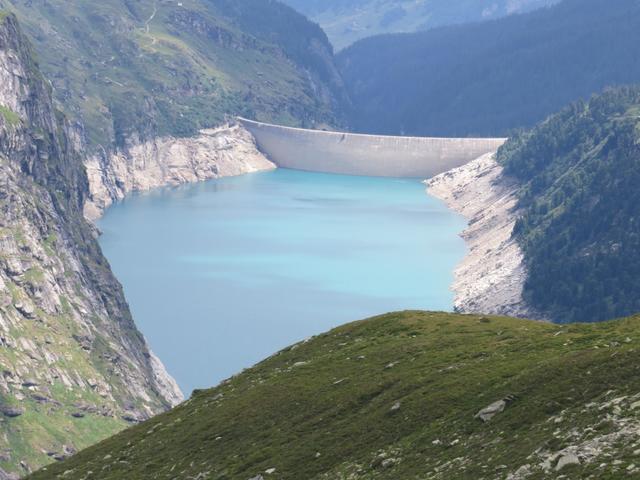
top-left (0, 0), bottom-right (346, 149)
top-left (31, 311), bottom-right (640, 479)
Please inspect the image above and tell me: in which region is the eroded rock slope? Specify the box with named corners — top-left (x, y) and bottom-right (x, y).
top-left (0, 13), bottom-right (181, 478)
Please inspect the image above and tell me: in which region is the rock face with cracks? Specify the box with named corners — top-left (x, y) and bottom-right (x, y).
top-left (0, 13), bottom-right (182, 477)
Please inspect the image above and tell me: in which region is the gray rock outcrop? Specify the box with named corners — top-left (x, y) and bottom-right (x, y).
top-left (83, 125), bottom-right (275, 220)
top-left (0, 13), bottom-right (183, 475)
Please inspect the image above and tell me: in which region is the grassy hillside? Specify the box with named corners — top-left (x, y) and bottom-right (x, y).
top-left (282, 0), bottom-right (557, 50)
top-left (498, 86), bottom-right (640, 323)
top-left (31, 311), bottom-right (640, 479)
top-left (337, 0), bottom-right (640, 137)
top-left (0, 0), bottom-right (347, 150)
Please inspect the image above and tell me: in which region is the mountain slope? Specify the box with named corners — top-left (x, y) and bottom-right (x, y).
top-left (0, 13), bottom-right (181, 477)
top-left (282, 0), bottom-right (558, 50)
top-left (31, 311), bottom-right (640, 479)
top-left (498, 86), bottom-right (640, 323)
top-left (0, 0), bottom-right (347, 151)
top-left (337, 0), bottom-right (640, 137)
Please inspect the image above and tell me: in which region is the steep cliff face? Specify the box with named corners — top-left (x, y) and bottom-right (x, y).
top-left (0, 13), bottom-right (181, 478)
top-left (83, 125), bottom-right (275, 221)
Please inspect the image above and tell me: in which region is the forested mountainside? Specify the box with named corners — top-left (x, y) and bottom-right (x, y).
top-left (32, 311), bottom-right (640, 480)
top-left (498, 86), bottom-right (640, 323)
top-left (0, 13), bottom-right (181, 478)
top-left (282, 0), bottom-right (557, 50)
top-left (0, 0), bottom-right (347, 151)
top-left (337, 0), bottom-right (640, 138)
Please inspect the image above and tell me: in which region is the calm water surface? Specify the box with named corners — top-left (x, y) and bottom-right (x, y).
top-left (98, 169), bottom-right (467, 394)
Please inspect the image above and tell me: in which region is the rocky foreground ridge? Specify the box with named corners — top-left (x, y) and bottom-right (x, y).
top-left (0, 13), bottom-right (181, 478)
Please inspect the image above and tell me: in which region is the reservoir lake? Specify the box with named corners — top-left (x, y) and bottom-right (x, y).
top-left (97, 169), bottom-right (467, 394)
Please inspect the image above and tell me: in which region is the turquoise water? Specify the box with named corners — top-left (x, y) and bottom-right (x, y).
top-left (97, 169), bottom-right (467, 394)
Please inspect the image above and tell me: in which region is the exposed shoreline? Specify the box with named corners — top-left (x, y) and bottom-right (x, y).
top-left (83, 124), bottom-right (276, 221)
top-left (425, 153), bottom-right (537, 319)
top-left (84, 127), bottom-right (536, 320)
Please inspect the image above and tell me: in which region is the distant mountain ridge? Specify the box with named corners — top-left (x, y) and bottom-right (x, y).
top-left (282, 0), bottom-right (559, 49)
top-left (337, 0), bottom-right (640, 137)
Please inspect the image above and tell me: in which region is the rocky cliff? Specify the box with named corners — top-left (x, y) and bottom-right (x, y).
top-left (83, 125), bottom-right (275, 220)
top-left (0, 13), bottom-right (181, 478)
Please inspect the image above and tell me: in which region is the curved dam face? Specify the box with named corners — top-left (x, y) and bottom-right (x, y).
top-left (238, 117), bottom-right (507, 178)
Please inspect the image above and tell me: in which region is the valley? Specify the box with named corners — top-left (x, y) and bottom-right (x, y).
top-left (96, 169), bottom-right (466, 393)
top-left (0, 0), bottom-right (637, 478)
top-left (281, 0), bottom-right (559, 50)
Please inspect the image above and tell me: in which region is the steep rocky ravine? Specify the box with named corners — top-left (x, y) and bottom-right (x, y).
top-left (0, 13), bottom-right (181, 478)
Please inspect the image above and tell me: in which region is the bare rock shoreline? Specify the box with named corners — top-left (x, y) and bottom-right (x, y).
top-left (83, 124), bottom-right (276, 221)
top-left (83, 125), bottom-right (537, 321)
top-left (426, 153), bottom-right (537, 319)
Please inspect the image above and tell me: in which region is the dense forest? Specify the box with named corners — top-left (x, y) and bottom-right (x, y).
top-left (337, 0), bottom-right (640, 137)
top-left (498, 86), bottom-right (640, 323)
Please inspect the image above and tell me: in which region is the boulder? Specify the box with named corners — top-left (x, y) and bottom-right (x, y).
top-left (556, 453), bottom-right (580, 471)
top-left (14, 301), bottom-right (35, 319)
top-left (0, 406), bottom-right (24, 418)
top-left (475, 400), bottom-right (507, 422)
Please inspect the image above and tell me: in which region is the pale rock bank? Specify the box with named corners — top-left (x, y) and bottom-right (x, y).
top-left (426, 153), bottom-right (534, 318)
top-left (83, 124), bottom-right (275, 220)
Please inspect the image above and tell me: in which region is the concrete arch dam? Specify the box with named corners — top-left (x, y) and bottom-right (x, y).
top-left (238, 117), bottom-right (507, 178)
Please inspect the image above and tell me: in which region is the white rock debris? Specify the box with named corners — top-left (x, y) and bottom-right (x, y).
top-left (426, 153), bottom-right (537, 319)
top-left (83, 124), bottom-right (276, 221)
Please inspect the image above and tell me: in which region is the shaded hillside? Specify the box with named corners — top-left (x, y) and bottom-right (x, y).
top-left (499, 86), bottom-right (640, 323)
top-left (337, 0), bottom-right (640, 137)
top-left (0, 12), bottom-right (180, 477)
top-left (31, 311), bottom-right (640, 479)
top-left (282, 0), bottom-right (557, 50)
top-left (0, 0), bottom-right (347, 150)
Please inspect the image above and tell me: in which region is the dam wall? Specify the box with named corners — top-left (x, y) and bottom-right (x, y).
top-left (238, 117), bottom-right (507, 178)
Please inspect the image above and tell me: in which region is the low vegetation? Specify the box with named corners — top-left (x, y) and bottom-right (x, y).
top-left (31, 311), bottom-right (640, 479)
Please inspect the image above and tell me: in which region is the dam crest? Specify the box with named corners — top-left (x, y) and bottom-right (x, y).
top-left (238, 117), bottom-right (507, 178)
